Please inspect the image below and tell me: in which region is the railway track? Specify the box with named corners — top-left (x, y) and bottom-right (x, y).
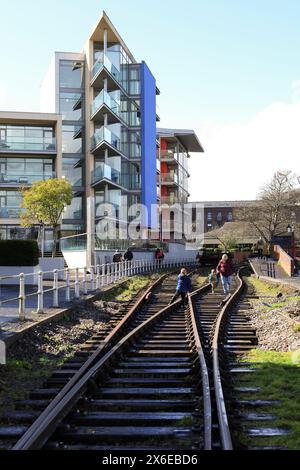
top-left (1, 265), bottom-right (274, 451)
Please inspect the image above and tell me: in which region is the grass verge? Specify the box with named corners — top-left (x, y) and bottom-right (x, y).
top-left (236, 349), bottom-right (300, 449)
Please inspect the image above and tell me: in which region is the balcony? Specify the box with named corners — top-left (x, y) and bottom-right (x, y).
top-left (91, 90), bottom-right (126, 125)
top-left (161, 173), bottom-right (178, 186)
top-left (91, 54), bottom-right (122, 91)
top-left (91, 127), bottom-right (125, 157)
top-left (92, 162), bottom-right (126, 190)
top-left (0, 206), bottom-right (24, 219)
top-left (160, 150), bottom-right (178, 164)
top-left (0, 138), bottom-right (56, 154)
top-left (0, 172), bottom-right (56, 187)
top-left (160, 196), bottom-right (178, 205)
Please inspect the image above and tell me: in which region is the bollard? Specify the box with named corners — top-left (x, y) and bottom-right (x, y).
top-left (96, 265), bottom-right (101, 290)
top-left (37, 271), bottom-right (44, 314)
top-left (75, 267), bottom-right (80, 298)
top-left (53, 270), bottom-right (59, 308)
top-left (18, 273), bottom-right (25, 321)
top-left (65, 269), bottom-right (71, 302)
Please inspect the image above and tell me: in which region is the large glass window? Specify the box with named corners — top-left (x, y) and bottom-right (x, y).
top-left (129, 66), bottom-right (141, 95)
top-left (59, 92), bottom-right (83, 121)
top-left (62, 125), bottom-right (83, 154)
top-left (63, 196), bottom-right (82, 220)
top-left (0, 191), bottom-right (23, 218)
top-left (62, 158), bottom-right (82, 186)
top-left (0, 125), bottom-right (55, 152)
top-left (0, 157), bottom-right (54, 184)
top-left (59, 60), bottom-right (84, 89)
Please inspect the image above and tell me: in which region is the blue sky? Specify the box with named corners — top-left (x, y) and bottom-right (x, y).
top-left (1, 0), bottom-right (300, 199)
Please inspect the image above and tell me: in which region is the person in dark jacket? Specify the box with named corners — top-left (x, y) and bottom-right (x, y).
top-left (124, 248), bottom-right (133, 261)
top-left (217, 254), bottom-right (234, 295)
top-left (113, 250), bottom-right (122, 263)
top-left (175, 268), bottom-right (192, 306)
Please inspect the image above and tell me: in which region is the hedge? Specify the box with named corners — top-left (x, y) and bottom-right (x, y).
top-left (0, 240), bottom-right (39, 266)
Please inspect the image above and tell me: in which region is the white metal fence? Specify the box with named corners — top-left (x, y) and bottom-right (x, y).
top-left (0, 258), bottom-right (197, 321)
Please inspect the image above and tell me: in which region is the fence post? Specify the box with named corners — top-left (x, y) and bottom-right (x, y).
top-left (96, 265), bottom-right (101, 290)
top-left (37, 271), bottom-right (44, 314)
top-left (18, 273), bottom-right (25, 321)
top-left (75, 267), bottom-right (80, 298)
top-left (90, 266), bottom-right (95, 291)
top-left (107, 264), bottom-right (111, 284)
top-left (101, 264), bottom-right (105, 287)
top-left (53, 270), bottom-right (59, 308)
top-left (65, 268), bottom-right (71, 302)
top-left (83, 267), bottom-right (88, 294)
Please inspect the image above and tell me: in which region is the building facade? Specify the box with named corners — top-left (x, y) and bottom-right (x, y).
top-left (0, 111), bottom-right (62, 245)
top-left (192, 200), bottom-right (255, 232)
top-left (0, 12), bottom-right (203, 254)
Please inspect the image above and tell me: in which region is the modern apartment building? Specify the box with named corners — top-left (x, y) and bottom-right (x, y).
top-left (0, 111), bottom-right (62, 244)
top-left (0, 11), bottom-right (203, 254)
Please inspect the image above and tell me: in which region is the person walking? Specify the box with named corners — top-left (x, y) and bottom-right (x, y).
top-left (208, 268), bottom-right (218, 294)
top-left (113, 249), bottom-right (122, 263)
top-left (217, 254), bottom-right (234, 295)
top-left (124, 248), bottom-right (133, 261)
top-left (175, 268), bottom-right (192, 306)
top-left (257, 237), bottom-right (264, 259)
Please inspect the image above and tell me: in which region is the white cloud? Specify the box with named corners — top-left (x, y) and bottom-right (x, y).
top-left (189, 101), bottom-right (300, 201)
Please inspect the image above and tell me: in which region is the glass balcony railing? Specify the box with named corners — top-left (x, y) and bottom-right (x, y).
top-left (156, 158), bottom-right (160, 172)
top-left (92, 54), bottom-right (121, 85)
top-left (160, 150), bottom-right (178, 161)
top-left (0, 138), bottom-right (56, 153)
top-left (160, 196), bottom-right (178, 205)
top-left (91, 90), bottom-right (121, 119)
top-left (91, 126), bottom-right (123, 153)
top-left (161, 173), bottom-right (178, 184)
top-left (0, 172), bottom-right (55, 185)
top-left (92, 162), bottom-right (121, 186)
top-left (0, 206), bottom-right (25, 219)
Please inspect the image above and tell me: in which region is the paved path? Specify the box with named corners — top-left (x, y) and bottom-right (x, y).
top-left (249, 258), bottom-right (300, 290)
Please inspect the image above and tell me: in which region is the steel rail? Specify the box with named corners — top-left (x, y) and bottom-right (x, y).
top-left (12, 273), bottom-right (168, 450)
top-left (13, 270), bottom-right (204, 450)
top-left (187, 292), bottom-right (212, 450)
top-left (13, 295), bottom-right (188, 450)
top-left (211, 270), bottom-right (244, 450)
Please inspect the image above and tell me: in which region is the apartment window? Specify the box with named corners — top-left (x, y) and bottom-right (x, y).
top-left (129, 66), bottom-right (141, 95)
top-left (60, 92), bottom-right (83, 121)
top-left (62, 158), bottom-right (82, 186)
top-left (207, 212), bottom-right (212, 221)
top-left (63, 196), bottom-right (82, 220)
top-left (59, 60), bottom-right (84, 89)
top-left (217, 212), bottom-right (222, 222)
top-left (227, 211), bottom-right (233, 221)
top-left (130, 131), bottom-right (141, 158)
top-left (0, 158), bottom-right (54, 184)
top-left (62, 125), bottom-right (83, 154)
top-left (0, 125), bottom-right (55, 151)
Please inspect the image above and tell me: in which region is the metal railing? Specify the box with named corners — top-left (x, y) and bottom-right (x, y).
top-left (0, 258), bottom-right (197, 322)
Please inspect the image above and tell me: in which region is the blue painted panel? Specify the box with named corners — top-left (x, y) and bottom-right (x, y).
top-left (140, 61), bottom-right (157, 228)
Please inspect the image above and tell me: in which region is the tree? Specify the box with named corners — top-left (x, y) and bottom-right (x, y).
top-left (235, 170), bottom-right (298, 244)
top-left (217, 233), bottom-right (239, 252)
top-left (21, 179), bottom-right (73, 257)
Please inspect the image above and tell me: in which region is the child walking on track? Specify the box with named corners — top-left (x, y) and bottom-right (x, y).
top-left (175, 268), bottom-right (192, 306)
top-left (208, 268), bottom-right (218, 294)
